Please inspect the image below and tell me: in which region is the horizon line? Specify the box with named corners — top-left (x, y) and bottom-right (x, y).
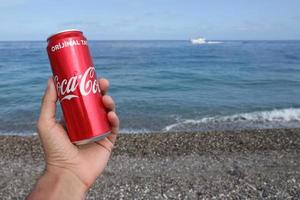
top-left (0, 39), bottom-right (300, 42)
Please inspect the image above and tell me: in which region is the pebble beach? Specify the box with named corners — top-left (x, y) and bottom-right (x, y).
top-left (0, 128), bottom-right (299, 199)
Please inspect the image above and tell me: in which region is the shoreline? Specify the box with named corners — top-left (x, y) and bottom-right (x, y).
top-left (1, 128), bottom-right (299, 157)
top-left (0, 128), bottom-right (299, 199)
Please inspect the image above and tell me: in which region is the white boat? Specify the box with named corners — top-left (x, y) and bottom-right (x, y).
top-left (190, 37), bottom-right (206, 44)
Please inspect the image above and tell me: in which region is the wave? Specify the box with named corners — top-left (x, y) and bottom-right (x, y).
top-left (207, 41), bottom-right (223, 44)
top-left (163, 108), bottom-right (300, 132)
top-left (119, 128), bottom-right (152, 134)
top-left (0, 129), bottom-right (153, 135)
top-left (2, 108), bottom-right (300, 135)
top-left (0, 131), bottom-right (38, 136)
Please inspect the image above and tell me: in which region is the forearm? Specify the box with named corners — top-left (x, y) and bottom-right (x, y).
top-left (27, 168), bottom-right (87, 200)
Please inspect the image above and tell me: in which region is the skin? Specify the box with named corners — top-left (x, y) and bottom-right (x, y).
top-left (27, 77), bottom-right (119, 200)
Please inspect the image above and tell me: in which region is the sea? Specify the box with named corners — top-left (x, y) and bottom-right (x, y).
top-left (0, 40), bottom-right (300, 135)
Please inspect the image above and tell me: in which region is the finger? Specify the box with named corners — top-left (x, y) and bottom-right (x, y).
top-left (98, 78), bottom-right (109, 95)
top-left (102, 95), bottom-right (115, 111)
top-left (38, 77), bottom-right (57, 125)
top-left (78, 111), bottom-right (119, 159)
top-left (95, 138), bottom-right (114, 153)
top-left (106, 111), bottom-right (119, 145)
top-left (90, 111), bottom-right (119, 152)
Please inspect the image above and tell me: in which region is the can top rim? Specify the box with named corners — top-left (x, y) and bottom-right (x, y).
top-left (47, 29), bottom-right (82, 42)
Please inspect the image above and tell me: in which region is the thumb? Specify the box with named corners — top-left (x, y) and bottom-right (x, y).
top-left (37, 78), bottom-right (77, 155)
top-left (38, 77), bottom-right (57, 129)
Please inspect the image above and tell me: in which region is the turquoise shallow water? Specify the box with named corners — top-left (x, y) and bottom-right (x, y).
top-left (0, 40), bottom-right (300, 134)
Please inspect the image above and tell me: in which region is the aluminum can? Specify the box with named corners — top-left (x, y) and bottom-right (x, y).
top-left (46, 29), bottom-right (111, 145)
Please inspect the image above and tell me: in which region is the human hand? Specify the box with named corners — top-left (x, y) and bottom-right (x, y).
top-left (27, 77), bottom-right (119, 200)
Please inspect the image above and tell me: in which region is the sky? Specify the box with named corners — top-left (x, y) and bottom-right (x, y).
top-left (0, 0), bottom-right (299, 40)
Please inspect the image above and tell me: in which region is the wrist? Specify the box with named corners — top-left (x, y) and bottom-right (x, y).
top-left (28, 166), bottom-right (87, 200)
top-left (46, 166), bottom-right (88, 198)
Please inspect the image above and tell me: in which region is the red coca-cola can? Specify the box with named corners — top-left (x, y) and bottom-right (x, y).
top-left (46, 29), bottom-right (111, 145)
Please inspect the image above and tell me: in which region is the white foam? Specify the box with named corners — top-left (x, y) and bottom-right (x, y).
top-left (207, 41), bottom-right (223, 44)
top-left (163, 108), bottom-right (300, 132)
top-left (0, 131), bottom-right (38, 136)
top-left (119, 128), bottom-right (152, 134)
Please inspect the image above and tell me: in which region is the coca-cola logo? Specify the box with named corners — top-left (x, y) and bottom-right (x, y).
top-left (54, 67), bottom-right (101, 101)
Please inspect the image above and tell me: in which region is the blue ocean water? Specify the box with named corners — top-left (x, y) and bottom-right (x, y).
top-left (0, 40), bottom-right (300, 135)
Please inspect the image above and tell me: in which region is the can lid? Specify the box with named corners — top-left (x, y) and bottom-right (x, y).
top-left (47, 29), bottom-right (82, 42)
